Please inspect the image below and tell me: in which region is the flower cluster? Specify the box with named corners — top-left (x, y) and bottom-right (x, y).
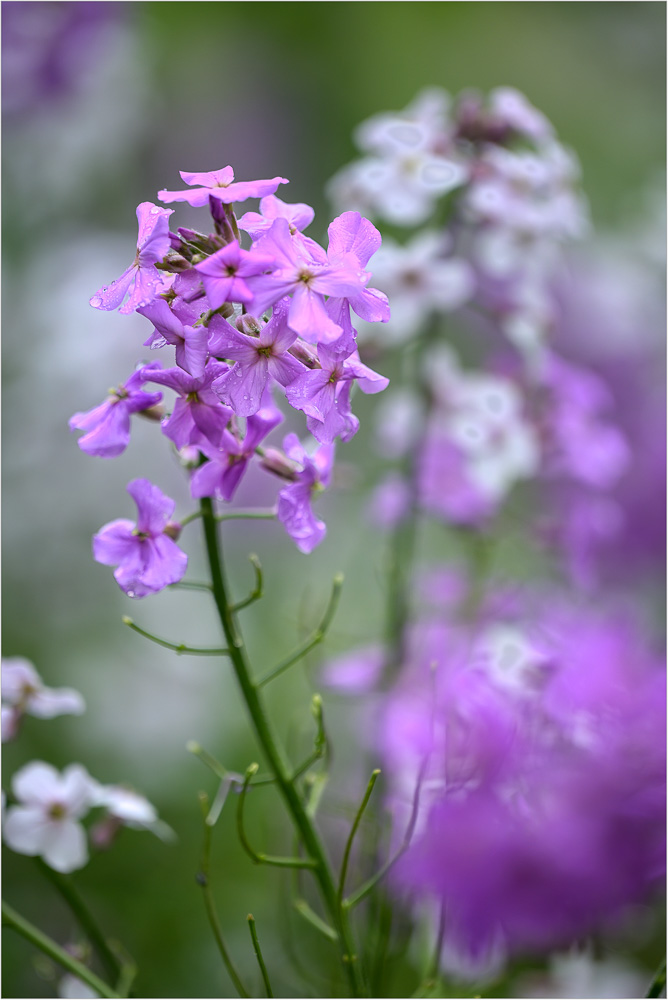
top-left (2, 658), bottom-right (162, 873)
top-left (71, 168), bottom-right (389, 594)
top-left (330, 86), bottom-right (588, 363)
top-left (326, 582), bottom-right (666, 976)
top-left (324, 89), bottom-right (665, 983)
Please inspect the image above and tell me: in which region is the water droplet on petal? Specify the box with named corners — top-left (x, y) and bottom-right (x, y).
top-left (126, 590), bottom-right (136, 598)
top-left (90, 295), bottom-right (102, 308)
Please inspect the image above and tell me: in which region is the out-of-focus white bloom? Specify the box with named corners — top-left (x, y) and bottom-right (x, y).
top-left (89, 782), bottom-right (174, 847)
top-left (443, 374), bottom-right (540, 502)
top-left (515, 949), bottom-right (648, 998)
top-left (58, 974), bottom-right (99, 1000)
top-left (3, 762), bottom-right (97, 872)
top-left (358, 232), bottom-right (474, 344)
top-left (1, 657), bottom-right (85, 742)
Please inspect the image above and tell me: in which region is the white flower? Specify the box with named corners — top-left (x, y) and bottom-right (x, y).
top-left (1, 657), bottom-right (85, 742)
top-left (58, 974), bottom-right (100, 999)
top-left (358, 232), bottom-right (474, 344)
top-left (3, 761), bottom-right (96, 872)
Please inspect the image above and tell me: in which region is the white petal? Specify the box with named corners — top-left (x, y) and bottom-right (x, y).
top-left (28, 687), bottom-right (85, 719)
top-left (3, 805), bottom-right (51, 855)
top-left (60, 765), bottom-right (97, 818)
top-left (12, 761), bottom-right (60, 804)
top-left (42, 819), bottom-right (89, 873)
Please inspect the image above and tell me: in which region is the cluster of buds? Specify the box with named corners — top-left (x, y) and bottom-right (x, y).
top-left (71, 167), bottom-right (391, 592)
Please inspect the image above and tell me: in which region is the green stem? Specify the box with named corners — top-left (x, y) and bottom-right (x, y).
top-left (2, 900), bottom-right (120, 999)
top-left (230, 554), bottom-right (263, 612)
top-left (236, 765), bottom-right (317, 869)
top-left (215, 508), bottom-right (276, 522)
top-left (199, 497), bottom-right (365, 997)
top-left (36, 861), bottom-right (121, 985)
top-left (257, 575), bottom-right (343, 687)
top-left (338, 771), bottom-right (381, 904)
top-left (197, 794), bottom-right (250, 999)
top-left (247, 914), bottom-right (274, 998)
top-left (122, 617), bottom-right (228, 657)
top-left (646, 957), bottom-right (666, 999)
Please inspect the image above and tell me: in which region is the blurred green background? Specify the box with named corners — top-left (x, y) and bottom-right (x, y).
top-left (2, 3), bottom-right (665, 997)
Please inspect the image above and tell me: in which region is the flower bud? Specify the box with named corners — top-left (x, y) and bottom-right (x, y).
top-left (259, 447), bottom-right (299, 482)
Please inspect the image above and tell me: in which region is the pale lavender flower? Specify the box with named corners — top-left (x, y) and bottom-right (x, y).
top-left (238, 194), bottom-right (315, 241)
top-left (93, 479), bottom-right (187, 598)
top-left (286, 341), bottom-right (389, 444)
top-left (3, 761), bottom-right (97, 872)
top-left (68, 364), bottom-right (163, 458)
top-left (138, 299), bottom-right (210, 377)
top-left (158, 166), bottom-right (288, 208)
top-left (190, 402), bottom-right (283, 502)
top-left (1, 658), bottom-right (85, 743)
top-left (356, 231), bottom-right (474, 344)
top-left (275, 435), bottom-right (334, 553)
top-left (89, 203), bottom-right (173, 314)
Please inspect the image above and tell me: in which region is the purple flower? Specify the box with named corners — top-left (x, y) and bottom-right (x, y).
top-left (138, 299), bottom-right (210, 377)
top-left (190, 402), bottom-right (283, 502)
top-left (193, 240), bottom-right (276, 310)
top-left (93, 479), bottom-right (187, 598)
top-left (286, 341), bottom-right (389, 444)
top-left (158, 166), bottom-right (288, 208)
top-left (377, 597), bottom-right (665, 975)
top-left (68, 365), bottom-right (163, 458)
top-left (248, 218), bottom-right (370, 343)
top-left (238, 194), bottom-right (315, 241)
top-left (275, 435), bottom-right (334, 553)
top-left (210, 299), bottom-right (307, 416)
top-left (89, 203), bottom-right (173, 314)
top-left (141, 361), bottom-right (232, 450)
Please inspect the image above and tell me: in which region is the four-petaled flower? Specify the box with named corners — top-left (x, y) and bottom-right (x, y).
top-left (93, 479), bottom-right (187, 598)
top-left (1, 658), bottom-right (85, 743)
top-left (3, 761), bottom-right (97, 872)
top-left (89, 203), bottom-right (173, 314)
top-left (158, 166), bottom-right (288, 208)
top-left (68, 364), bottom-right (163, 458)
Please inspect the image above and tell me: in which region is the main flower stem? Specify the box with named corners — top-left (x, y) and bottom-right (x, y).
top-left (199, 498), bottom-right (365, 998)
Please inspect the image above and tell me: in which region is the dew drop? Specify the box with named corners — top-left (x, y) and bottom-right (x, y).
top-left (90, 295), bottom-right (102, 308)
top-left (126, 590), bottom-right (136, 598)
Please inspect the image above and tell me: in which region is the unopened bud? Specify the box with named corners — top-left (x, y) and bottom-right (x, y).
top-left (163, 521), bottom-right (182, 541)
top-left (138, 404), bottom-right (165, 422)
top-left (289, 339), bottom-right (320, 369)
top-left (259, 447), bottom-right (299, 482)
top-left (236, 314), bottom-right (262, 337)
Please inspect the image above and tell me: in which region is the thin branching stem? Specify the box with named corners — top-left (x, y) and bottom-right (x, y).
top-left (199, 498), bottom-right (365, 997)
top-left (247, 914), bottom-right (274, 998)
top-left (646, 957), bottom-right (667, 999)
top-left (36, 861), bottom-right (122, 985)
top-left (338, 771), bottom-right (381, 904)
top-left (2, 900), bottom-right (120, 1000)
top-left (257, 575), bottom-right (343, 687)
top-left (197, 793), bottom-right (250, 999)
top-left (231, 554), bottom-right (263, 612)
top-left (122, 617), bottom-right (229, 657)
